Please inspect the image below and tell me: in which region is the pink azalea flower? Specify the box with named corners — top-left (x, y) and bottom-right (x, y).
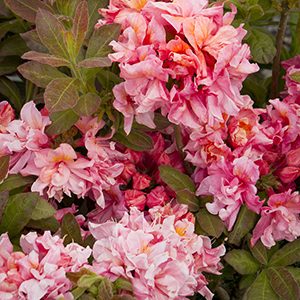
top-left (0, 101), bottom-right (50, 173)
top-left (197, 156), bottom-right (261, 230)
top-left (90, 207), bottom-right (225, 300)
top-left (0, 101), bottom-right (14, 133)
top-left (22, 143), bottom-right (93, 201)
top-left (251, 190), bottom-right (300, 248)
top-left (124, 189), bottom-right (147, 210)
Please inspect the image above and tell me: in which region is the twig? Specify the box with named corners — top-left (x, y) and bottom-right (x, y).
top-left (270, 2), bottom-right (289, 99)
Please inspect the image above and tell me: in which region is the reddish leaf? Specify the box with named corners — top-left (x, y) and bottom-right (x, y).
top-left (45, 78), bottom-right (79, 113)
top-left (0, 156), bottom-right (9, 184)
top-left (4, 0), bottom-right (53, 23)
top-left (18, 61), bottom-right (67, 88)
top-left (22, 51), bottom-right (70, 67)
top-left (21, 30), bottom-right (47, 52)
top-left (72, 0), bottom-right (89, 55)
top-left (78, 57), bottom-right (111, 68)
top-left (36, 9), bottom-right (69, 58)
top-left (73, 93), bottom-right (101, 116)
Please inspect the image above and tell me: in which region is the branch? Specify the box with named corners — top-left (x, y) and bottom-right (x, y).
top-left (270, 2), bottom-right (289, 99)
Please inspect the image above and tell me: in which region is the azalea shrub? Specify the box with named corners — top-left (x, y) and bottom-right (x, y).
top-left (0, 0), bottom-right (300, 299)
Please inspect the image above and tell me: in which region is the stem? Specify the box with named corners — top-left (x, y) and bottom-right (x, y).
top-left (270, 2), bottom-right (289, 99)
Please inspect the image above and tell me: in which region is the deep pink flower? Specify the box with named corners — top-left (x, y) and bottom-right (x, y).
top-left (0, 101), bottom-right (14, 133)
top-left (124, 189), bottom-right (147, 210)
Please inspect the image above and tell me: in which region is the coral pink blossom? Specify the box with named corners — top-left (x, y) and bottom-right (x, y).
top-left (0, 101), bottom-right (14, 133)
top-left (197, 156), bottom-right (261, 230)
top-left (124, 189), bottom-right (147, 210)
top-left (90, 207), bottom-right (225, 300)
top-left (21, 143), bottom-right (93, 201)
top-left (0, 101), bottom-right (50, 173)
top-left (251, 190), bottom-right (300, 248)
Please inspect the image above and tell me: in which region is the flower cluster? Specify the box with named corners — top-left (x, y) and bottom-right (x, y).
top-left (0, 231), bottom-right (91, 300)
top-left (90, 206), bottom-right (225, 299)
top-left (99, 0), bottom-right (259, 134)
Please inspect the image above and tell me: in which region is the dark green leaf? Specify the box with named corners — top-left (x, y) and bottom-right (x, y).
top-left (0, 35), bottom-right (28, 56)
top-left (239, 274), bottom-right (256, 290)
top-left (18, 61), bottom-right (67, 88)
top-left (243, 270), bottom-right (279, 300)
top-left (269, 239), bottom-right (300, 266)
top-left (246, 28), bottom-right (276, 64)
top-left (176, 190), bottom-right (199, 212)
top-left (86, 23), bottom-right (120, 58)
top-left (228, 205), bottom-right (257, 246)
top-left (36, 9), bottom-right (69, 58)
top-left (0, 191), bottom-right (9, 223)
top-left (0, 174), bottom-right (35, 192)
top-left (0, 192), bottom-right (39, 237)
top-left (159, 165), bottom-right (196, 193)
top-left (72, 0), bottom-right (89, 55)
top-left (22, 51), bottom-right (70, 67)
top-left (44, 78), bottom-right (79, 113)
top-left (46, 109), bottom-right (79, 135)
top-left (27, 216), bottom-right (59, 232)
top-left (4, 0), bottom-right (53, 23)
top-left (0, 77), bottom-right (22, 111)
top-left (73, 93), bottom-right (101, 116)
top-left (196, 208), bottom-right (224, 237)
top-left (0, 56), bottom-right (21, 75)
top-left (30, 198), bottom-right (56, 220)
top-left (0, 155), bottom-right (9, 184)
top-left (267, 267), bottom-right (300, 300)
top-left (286, 267), bottom-right (300, 285)
top-left (224, 250), bottom-right (260, 275)
top-left (250, 240), bottom-right (268, 265)
top-left (61, 212), bottom-right (83, 245)
top-left (113, 129), bottom-right (153, 151)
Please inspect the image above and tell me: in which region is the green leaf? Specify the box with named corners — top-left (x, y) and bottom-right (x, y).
top-left (0, 174), bottom-right (35, 193)
top-left (113, 129), bottom-right (154, 151)
top-left (224, 250), bottom-right (260, 275)
top-left (36, 9), bottom-right (69, 58)
top-left (290, 71), bottom-right (300, 83)
top-left (77, 274), bottom-right (101, 288)
top-left (113, 278), bottom-right (133, 292)
top-left (239, 274), bottom-right (256, 290)
top-left (228, 205), bottom-right (257, 246)
top-left (196, 208), bottom-right (225, 238)
top-left (86, 0), bottom-right (108, 38)
top-left (0, 191), bottom-right (9, 224)
top-left (246, 28), bottom-right (276, 64)
top-left (72, 0), bottom-right (89, 56)
top-left (0, 155), bottom-right (9, 184)
top-left (0, 19), bottom-right (25, 40)
top-left (176, 190), bottom-right (199, 212)
top-left (73, 93), bottom-right (101, 116)
top-left (86, 23), bottom-right (120, 58)
top-left (111, 296), bottom-right (135, 300)
top-left (18, 61), bottom-right (67, 88)
top-left (78, 57), bottom-right (112, 68)
top-left (0, 56), bottom-right (21, 75)
top-left (27, 216), bottom-right (60, 232)
top-left (248, 4), bottom-right (264, 21)
top-left (269, 239), bottom-right (300, 266)
top-left (30, 198), bottom-right (56, 220)
top-left (0, 77), bottom-right (22, 111)
top-left (249, 240), bottom-right (268, 265)
top-left (0, 192), bottom-right (39, 237)
top-left (45, 78), bottom-right (79, 113)
top-left (159, 165), bottom-right (196, 193)
top-left (4, 0), bottom-right (53, 23)
top-left (67, 268), bottom-right (96, 285)
top-left (286, 267), bottom-right (300, 285)
top-left (0, 35), bottom-right (28, 57)
top-left (97, 278), bottom-right (113, 300)
top-left (267, 267), bottom-right (300, 300)
top-left (46, 109), bottom-right (79, 135)
top-left (61, 212), bottom-right (83, 245)
top-left (243, 270), bottom-right (279, 300)
top-left (22, 51), bottom-right (70, 67)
